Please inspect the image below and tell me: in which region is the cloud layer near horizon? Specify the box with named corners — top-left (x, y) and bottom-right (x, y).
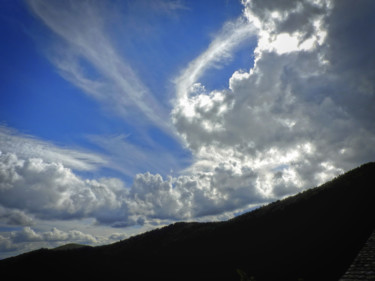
top-left (1, 0), bottom-right (375, 257)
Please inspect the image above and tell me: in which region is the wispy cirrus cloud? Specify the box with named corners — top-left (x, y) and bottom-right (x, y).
top-left (27, 0), bottom-right (172, 133)
top-left (174, 17), bottom-right (256, 100)
top-left (0, 125), bottom-right (106, 171)
top-left (87, 133), bottom-right (191, 178)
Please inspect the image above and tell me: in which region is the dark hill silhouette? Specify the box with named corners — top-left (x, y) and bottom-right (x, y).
top-left (52, 243), bottom-right (92, 251)
top-left (1, 163), bottom-right (374, 281)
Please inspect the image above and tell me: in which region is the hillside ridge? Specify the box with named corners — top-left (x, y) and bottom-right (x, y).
top-left (1, 162), bottom-right (374, 281)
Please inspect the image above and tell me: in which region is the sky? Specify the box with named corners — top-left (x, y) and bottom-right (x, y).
top-left (0, 0), bottom-right (375, 259)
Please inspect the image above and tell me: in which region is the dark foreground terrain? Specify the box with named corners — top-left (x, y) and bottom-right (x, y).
top-left (1, 163), bottom-right (374, 281)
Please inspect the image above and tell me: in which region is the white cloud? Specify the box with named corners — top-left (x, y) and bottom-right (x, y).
top-left (0, 235), bottom-right (18, 253)
top-left (0, 206), bottom-right (34, 226)
top-left (11, 227), bottom-right (98, 244)
top-left (0, 226), bottom-right (101, 258)
top-left (0, 151), bottom-right (127, 223)
top-left (108, 232), bottom-right (129, 241)
top-left (0, 224), bottom-right (131, 258)
top-left (171, 0), bottom-right (375, 211)
top-left (0, 149), bottom-right (267, 228)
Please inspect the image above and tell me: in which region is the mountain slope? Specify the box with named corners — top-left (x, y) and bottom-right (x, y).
top-left (1, 162), bottom-right (374, 281)
top-left (52, 243), bottom-right (92, 251)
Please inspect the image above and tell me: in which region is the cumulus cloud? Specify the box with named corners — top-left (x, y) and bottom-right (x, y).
top-left (0, 206), bottom-right (34, 226)
top-left (0, 226), bottom-right (104, 258)
top-left (0, 235), bottom-right (18, 253)
top-left (0, 149), bottom-right (265, 228)
top-left (11, 227), bottom-right (98, 244)
top-left (108, 232), bottom-right (129, 241)
top-left (172, 0), bottom-right (375, 208)
top-left (0, 151), bottom-right (128, 224)
top-left (128, 165), bottom-right (266, 221)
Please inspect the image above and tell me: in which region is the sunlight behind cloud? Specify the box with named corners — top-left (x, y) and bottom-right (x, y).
top-left (272, 33), bottom-right (303, 54)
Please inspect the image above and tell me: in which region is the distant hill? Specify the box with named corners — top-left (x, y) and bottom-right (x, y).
top-left (1, 162), bottom-right (374, 281)
top-left (52, 243), bottom-right (92, 251)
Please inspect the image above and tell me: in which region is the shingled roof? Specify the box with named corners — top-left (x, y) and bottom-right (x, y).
top-left (340, 229), bottom-right (375, 281)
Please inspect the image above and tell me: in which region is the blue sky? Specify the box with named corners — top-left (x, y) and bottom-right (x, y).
top-left (1, 0), bottom-right (375, 259)
top-left (0, 0), bottom-right (252, 180)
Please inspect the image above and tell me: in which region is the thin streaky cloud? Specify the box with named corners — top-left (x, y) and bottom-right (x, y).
top-left (27, 0), bottom-right (173, 134)
top-left (0, 125), bottom-right (106, 171)
top-left (86, 133), bottom-right (191, 178)
top-left (174, 17), bottom-right (256, 101)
